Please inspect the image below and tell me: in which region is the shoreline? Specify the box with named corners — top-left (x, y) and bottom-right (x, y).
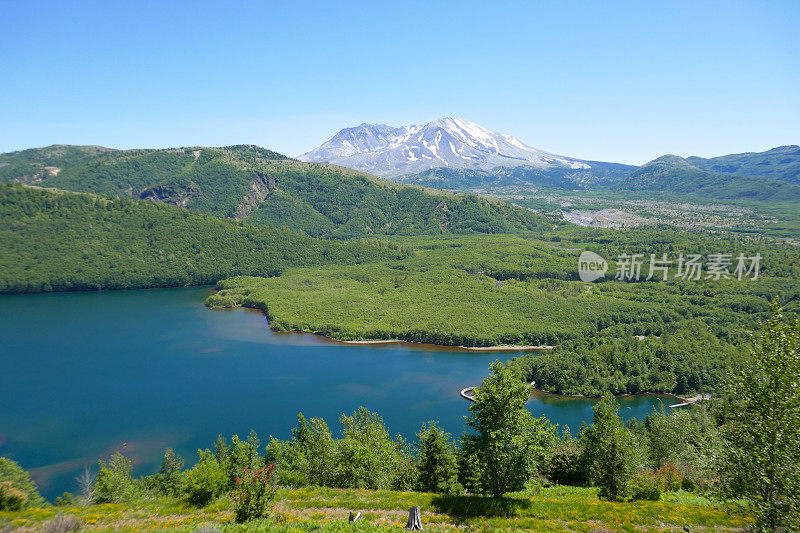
top-left (337, 339), bottom-right (553, 351)
top-left (235, 306), bottom-right (554, 352)
top-left (461, 383), bottom-right (703, 405)
top-left (221, 299), bottom-right (711, 404)
top-left (456, 344), bottom-right (554, 351)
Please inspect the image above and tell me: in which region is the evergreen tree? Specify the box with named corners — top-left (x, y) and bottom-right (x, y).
top-left (583, 394), bottom-right (636, 501)
top-left (415, 422), bottom-right (460, 494)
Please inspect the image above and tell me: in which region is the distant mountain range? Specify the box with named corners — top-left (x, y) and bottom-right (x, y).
top-left (299, 118), bottom-right (800, 199)
top-left (1, 130), bottom-right (797, 246)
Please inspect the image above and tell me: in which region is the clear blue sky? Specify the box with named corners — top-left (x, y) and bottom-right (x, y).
top-left (2, 0), bottom-right (798, 164)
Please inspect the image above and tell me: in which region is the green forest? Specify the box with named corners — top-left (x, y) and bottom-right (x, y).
top-left (208, 230), bottom-right (799, 396)
top-left (0, 183), bottom-right (399, 293)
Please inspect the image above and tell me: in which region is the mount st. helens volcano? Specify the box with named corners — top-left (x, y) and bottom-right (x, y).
top-left (297, 117), bottom-right (636, 188)
top-left (298, 117), bottom-right (597, 178)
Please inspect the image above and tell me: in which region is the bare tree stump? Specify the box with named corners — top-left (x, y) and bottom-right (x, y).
top-left (348, 511), bottom-right (361, 523)
top-left (405, 505), bottom-right (423, 530)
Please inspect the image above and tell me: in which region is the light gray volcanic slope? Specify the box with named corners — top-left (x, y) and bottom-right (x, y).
top-left (298, 117), bottom-right (591, 179)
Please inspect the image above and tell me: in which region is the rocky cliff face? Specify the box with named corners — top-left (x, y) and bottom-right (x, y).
top-left (234, 172), bottom-right (275, 220)
top-left (138, 183), bottom-right (198, 208)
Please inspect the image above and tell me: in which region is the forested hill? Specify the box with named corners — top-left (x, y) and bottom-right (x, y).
top-left (686, 145), bottom-right (800, 185)
top-left (0, 144), bottom-right (553, 238)
top-left (612, 154), bottom-right (800, 202)
top-left (0, 183), bottom-right (401, 294)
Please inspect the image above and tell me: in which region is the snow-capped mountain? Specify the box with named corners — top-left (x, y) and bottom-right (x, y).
top-left (298, 117), bottom-right (592, 179)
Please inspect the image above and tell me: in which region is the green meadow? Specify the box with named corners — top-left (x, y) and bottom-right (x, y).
top-left (1, 485), bottom-right (749, 532)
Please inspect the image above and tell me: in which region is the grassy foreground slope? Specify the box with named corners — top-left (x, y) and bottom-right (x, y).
top-left (0, 144), bottom-right (554, 238)
top-left (0, 183), bottom-right (399, 294)
top-left (0, 485), bottom-right (748, 532)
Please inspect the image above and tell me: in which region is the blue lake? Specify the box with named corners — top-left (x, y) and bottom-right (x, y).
top-left (0, 287), bottom-right (665, 499)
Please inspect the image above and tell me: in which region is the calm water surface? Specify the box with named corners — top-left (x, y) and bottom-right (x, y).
top-left (0, 288), bottom-right (665, 499)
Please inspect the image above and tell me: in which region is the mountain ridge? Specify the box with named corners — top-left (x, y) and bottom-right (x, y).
top-left (613, 152), bottom-right (800, 202)
top-left (0, 144), bottom-right (554, 238)
top-left (685, 145), bottom-right (800, 185)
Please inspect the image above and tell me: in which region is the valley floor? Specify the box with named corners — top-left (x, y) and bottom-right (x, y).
top-left (479, 186), bottom-right (800, 240)
top-left (1, 485), bottom-right (749, 532)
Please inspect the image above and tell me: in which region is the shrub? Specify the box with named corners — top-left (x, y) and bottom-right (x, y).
top-left (54, 492), bottom-right (77, 506)
top-left (192, 526), bottom-right (221, 533)
top-left (230, 464), bottom-right (277, 523)
top-left (264, 413), bottom-right (339, 487)
top-left (41, 513), bottom-right (82, 533)
top-left (678, 464), bottom-right (706, 492)
top-left (185, 452), bottom-right (227, 506)
top-left (336, 407), bottom-right (401, 490)
top-left (630, 469), bottom-right (663, 501)
top-left (547, 429), bottom-right (587, 486)
top-left (75, 466), bottom-right (96, 503)
top-left (391, 450), bottom-right (419, 492)
top-left (93, 453), bottom-right (140, 503)
top-left (264, 437), bottom-right (309, 487)
top-left (654, 462), bottom-right (683, 492)
top-left (213, 432), bottom-right (263, 491)
top-left (0, 457), bottom-right (45, 509)
top-left (290, 415), bottom-right (337, 487)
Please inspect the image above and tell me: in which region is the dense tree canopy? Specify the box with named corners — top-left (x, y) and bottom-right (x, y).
top-left (0, 183), bottom-right (399, 293)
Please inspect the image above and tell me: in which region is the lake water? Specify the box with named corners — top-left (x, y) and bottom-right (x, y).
top-left (0, 287), bottom-right (665, 499)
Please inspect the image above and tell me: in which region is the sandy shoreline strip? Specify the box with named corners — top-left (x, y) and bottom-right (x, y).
top-left (336, 339), bottom-right (553, 351)
top-left (236, 308), bottom-right (556, 352)
top-left (457, 345), bottom-right (554, 352)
